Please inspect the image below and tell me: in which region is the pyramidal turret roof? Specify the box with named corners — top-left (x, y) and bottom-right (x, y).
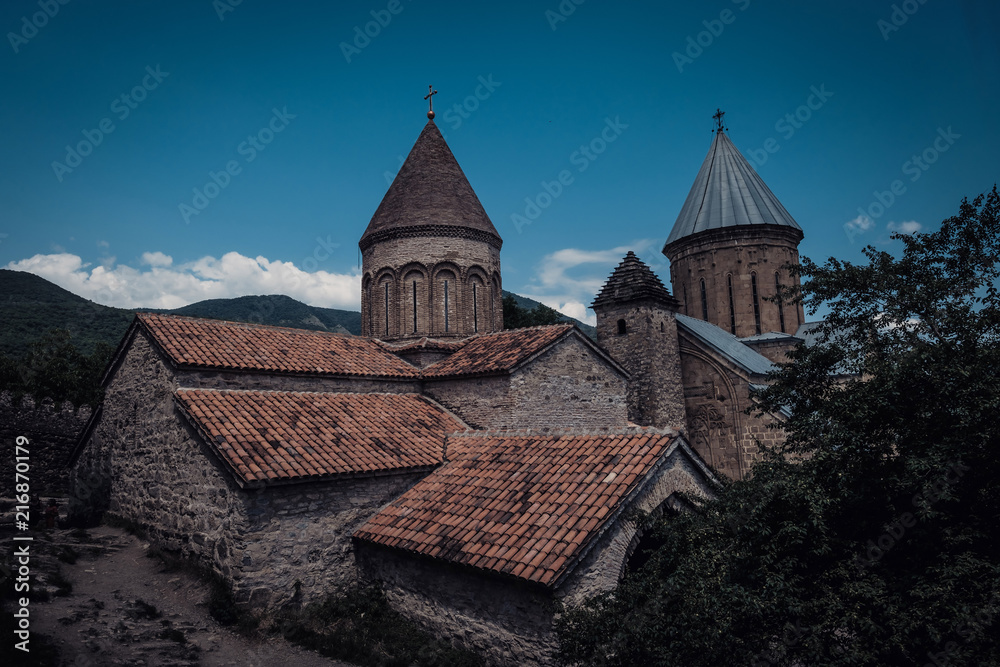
top-left (663, 130), bottom-right (801, 250)
top-left (592, 251), bottom-right (679, 309)
top-left (359, 120), bottom-right (502, 250)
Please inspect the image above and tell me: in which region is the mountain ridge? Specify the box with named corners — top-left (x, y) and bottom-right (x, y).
top-left (0, 270), bottom-right (596, 358)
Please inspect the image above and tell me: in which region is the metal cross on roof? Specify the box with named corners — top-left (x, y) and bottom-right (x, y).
top-left (424, 85), bottom-right (438, 119)
top-left (712, 108), bottom-right (727, 133)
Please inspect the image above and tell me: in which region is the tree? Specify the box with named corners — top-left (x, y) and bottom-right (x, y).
top-left (0, 329), bottom-right (113, 407)
top-left (502, 294), bottom-right (564, 329)
top-left (556, 187), bottom-right (1000, 666)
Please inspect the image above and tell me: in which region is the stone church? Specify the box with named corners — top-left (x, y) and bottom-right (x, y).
top-left (70, 105), bottom-right (809, 664)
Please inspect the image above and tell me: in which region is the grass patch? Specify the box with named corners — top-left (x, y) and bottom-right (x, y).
top-left (274, 583), bottom-right (484, 667)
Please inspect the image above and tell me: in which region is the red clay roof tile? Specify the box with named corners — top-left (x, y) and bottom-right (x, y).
top-left (175, 390), bottom-right (464, 485)
top-left (421, 324), bottom-right (573, 378)
top-left (354, 431), bottom-right (678, 587)
top-left (138, 313), bottom-right (419, 378)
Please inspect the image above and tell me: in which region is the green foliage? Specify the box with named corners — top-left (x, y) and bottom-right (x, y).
top-left (275, 583), bottom-right (483, 667)
top-left (556, 187), bottom-right (1000, 666)
top-left (502, 294), bottom-right (564, 329)
top-left (0, 329), bottom-right (113, 407)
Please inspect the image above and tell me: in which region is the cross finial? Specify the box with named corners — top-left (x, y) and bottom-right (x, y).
top-left (712, 108), bottom-right (726, 133)
top-left (424, 85), bottom-right (438, 120)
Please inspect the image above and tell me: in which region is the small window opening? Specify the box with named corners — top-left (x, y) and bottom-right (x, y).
top-left (617, 319), bottom-right (627, 335)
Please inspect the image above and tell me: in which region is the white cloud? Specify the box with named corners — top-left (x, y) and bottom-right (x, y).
top-left (518, 240), bottom-right (664, 326)
top-left (141, 251), bottom-right (173, 267)
top-left (886, 220), bottom-right (923, 234)
top-left (844, 213), bottom-right (874, 234)
top-left (4, 251), bottom-right (361, 311)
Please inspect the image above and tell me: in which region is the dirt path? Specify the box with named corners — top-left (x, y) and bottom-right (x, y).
top-left (23, 524), bottom-right (352, 666)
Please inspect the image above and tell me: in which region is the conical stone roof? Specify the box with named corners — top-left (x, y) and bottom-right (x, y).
top-left (592, 251), bottom-right (679, 309)
top-left (359, 120), bottom-right (502, 252)
top-left (663, 130), bottom-right (801, 251)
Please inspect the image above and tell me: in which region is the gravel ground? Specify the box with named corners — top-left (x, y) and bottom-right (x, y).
top-left (7, 523), bottom-right (351, 667)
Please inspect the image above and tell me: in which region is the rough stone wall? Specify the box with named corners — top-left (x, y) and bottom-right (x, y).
top-left (232, 472), bottom-right (428, 608)
top-left (678, 335), bottom-right (786, 479)
top-left (426, 336), bottom-right (627, 431)
top-left (69, 329), bottom-right (245, 573)
top-left (558, 443), bottom-right (715, 605)
top-left (594, 300), bottom-right (685, 429)
top-left (356, 544), bottom-right (557, 665)
top-left (0, 392), bottom-right (91, 498)
top-left (361, 234), bottom-right (502, 340)
top-left (741, 338), bottom-right (799, 364)
top-left (507, 335), bottom-right (628, 430)
top-left (175, 369), bottom-right (421, 394)
top-left (666, 226), bottom-right (805, 337)
top-left (424, 375), bottom-right (512, 430)
top-left (69, 330), bottom-right (431, 607)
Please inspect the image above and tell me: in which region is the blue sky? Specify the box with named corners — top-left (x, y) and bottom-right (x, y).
top-left (2, 0), bottom-right (997, 324)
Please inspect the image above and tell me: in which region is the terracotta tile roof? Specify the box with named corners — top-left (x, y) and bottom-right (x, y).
top-left (354, 431), bottom-right (678, 587)
top-left (174, 390), bottom-right (464, 486)
top-left (137, 313), bottom-right (419, 378)
top-left (359, 120), bottom-right (502, 252)
top-left (421, 324), bottom-right (574, 378)
top-left (592, 251), bottom-right (680, 309)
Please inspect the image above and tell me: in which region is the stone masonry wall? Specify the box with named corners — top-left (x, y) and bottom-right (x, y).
top-left (507, 334), bottom-right (628, 431)
top-left (678, 335), bottom-right (786, 480)
top-left (1, 392), bottom-right (91, 498)
top-left (356, 544), bottom-right (557, 666)
top-left (176, 369), bottom-right (421, 394)
top-left (425, 375), bottom-right (512, 430)
top-left (594, 300), bottom-right (685, 429)
top-left (557, 442), bottom-right (715, 606)
top-left (233, 472), bottom-right (427, 608)
top-left (666, 226), bottom-right (805, 337)
top-left (426, 335), bottom-right (628, 432)
top-left (362, 234), bottom-right (502, 340)
top-left (70, 330), bottom-right (432, 607)
top-left (69, 329), bottom-right (245, 575)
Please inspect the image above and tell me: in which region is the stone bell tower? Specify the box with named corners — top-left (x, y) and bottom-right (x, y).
top-left (359, 90), bottom-right (503, 341)
top-left (593, 252), bottom-right (685, 429)
top-left (662, 111), bottom-right (805, 337)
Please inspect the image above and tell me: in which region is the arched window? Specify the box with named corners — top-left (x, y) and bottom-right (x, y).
top-left (775, 272), bottom-right (786, 333)
top-left (376, 275), bottom-right (394, 339)
top-left (435, 269), bottom-right (457, 333)
top-left (682, 282), bottom-right (688, 316)
top-left (726, 274), bottom-right (736, 335)
top-left (617, 319), bottom-right (627, 335)
top-left (751, 272), bottom-right (762, 335)
top-left (700, 279), bottom-right (708, 321)
top-left (469, 274), bottom-right (485, 334)
top-left (402, 269), bottom-right (426, 335)
top-left (660, 321), bottom-right (665, 333)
